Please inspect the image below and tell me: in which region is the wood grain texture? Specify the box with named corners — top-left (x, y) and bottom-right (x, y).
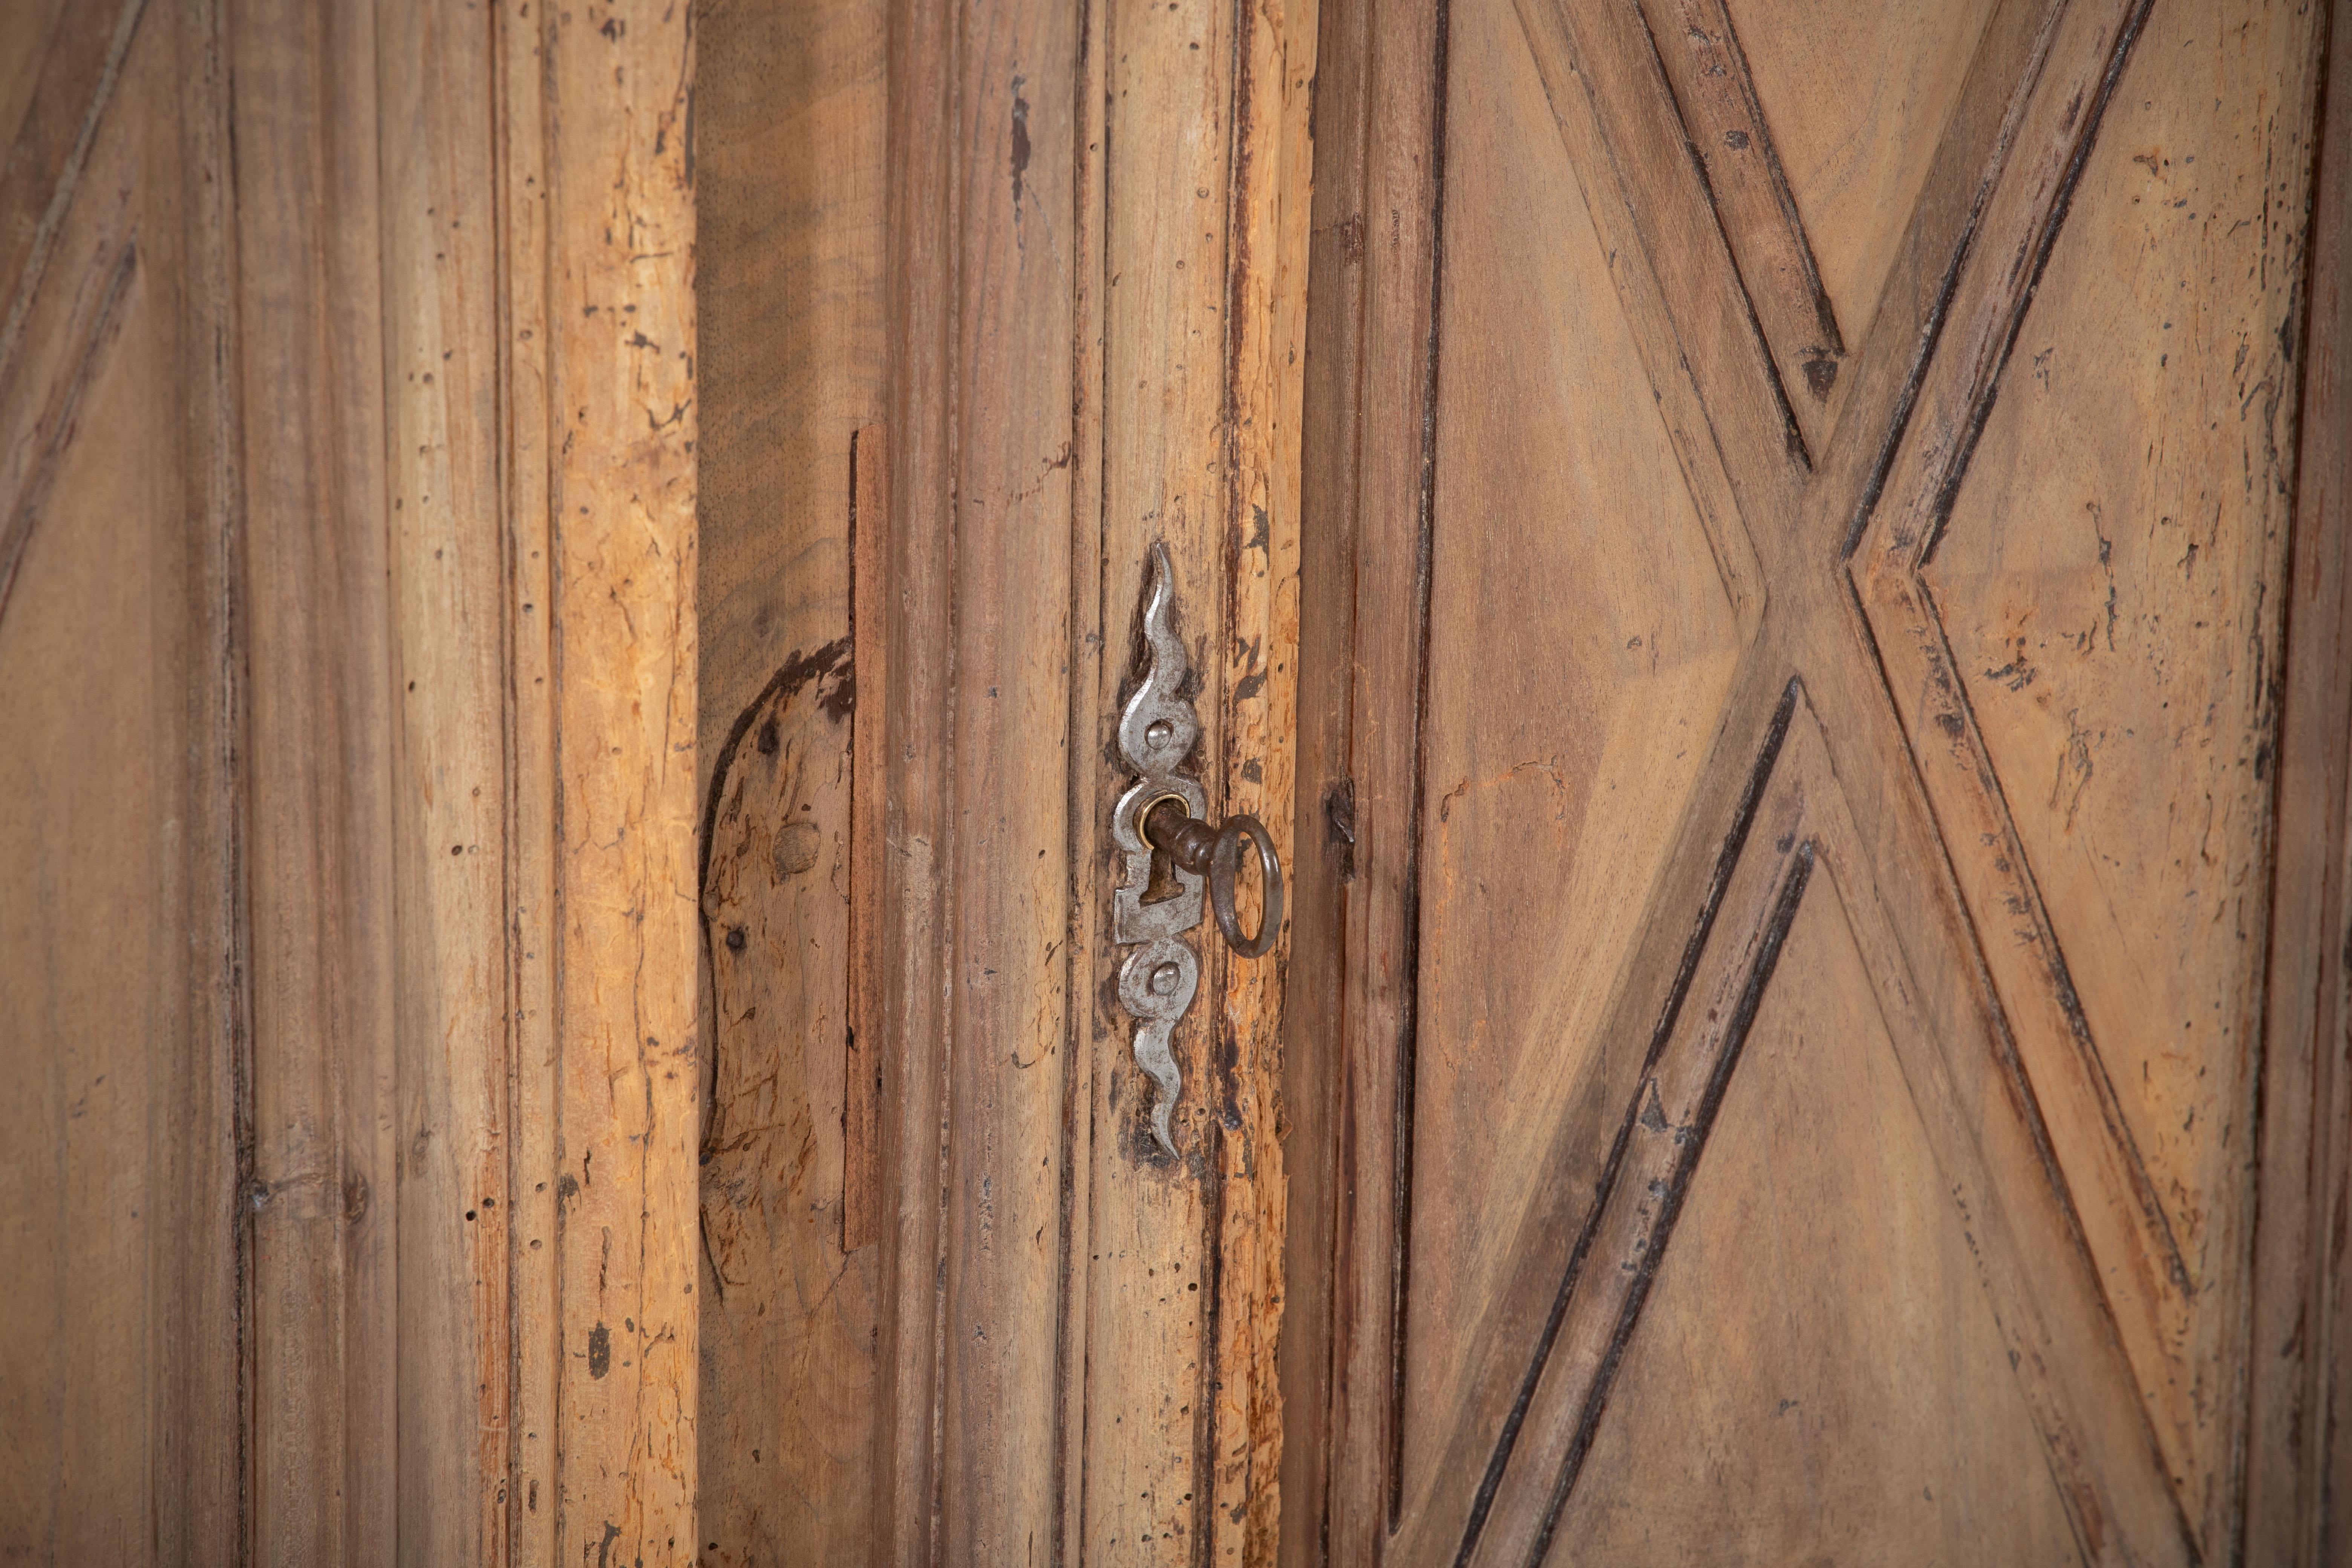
top-left (1564, 873), bottom-right (2084, 1564)
top-left (1641, 0), bottom-right (1842, 458)
top-left (2245, 0), bottom-right (2352, 1559)
top-left (1399, 0), bottom-right (1747, 1522)
top-left (0, 3), bottom-right (243, 1557)
top-left (1077, 0), bottom-right (1246, 1556)
top-left (691, 0), bottom-right (1311, 1552)
top-left (0, 5), bottom-right (698, 1563)
top-left (1718, 0), bottom-right (2000, 439)
top-left (1289, 0), bottom-right (2336, 1559)
top-left (0, 0), bottom-right (139, 389)
top-left (495, 1), bottom-right (561, 1556)
top-left (379, 1), bottom-right (515, 1554)
top-left (542, 5), bottom-right (700, 1556)
top-left (1277, 0), bottom-right (1374, 1550)
top-left (230, 1), bottom-right (397, 1562)
top-left (689, 10), bottom-right (891, 1521)
top-left (385, 1), bottom-right (698, 1560)
top-left (1917, 0), bottom-right (2325, 1533)
top-left (1857, 0), bottom-right (2326, 1543)
top-left (1208, 1), bottom-right (1315, 1556)
top-left (1068, 0), bottom-right (1316, 1555)
top-left (1308, 1), bottom-right (1447, 1557)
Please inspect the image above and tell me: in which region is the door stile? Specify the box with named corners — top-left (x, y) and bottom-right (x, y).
top-left (1282, 0), bottom-right (1453, 1559)
top-left (853, 0), bottom-right (1315, 1557)
top-left (2247, 0), bottom-right (2352, 1559)
top-left (382, 2), bottom-right (698, 1560)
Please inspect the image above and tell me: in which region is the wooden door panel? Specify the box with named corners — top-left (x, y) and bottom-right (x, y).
top-left (1916, 0), bottom-right (2321, 1530)
top-left (1720, 0), bottom-right (2002, 406)
top-left (1567, 884), bottom-right (2082, 1565)
top-left (0, 6), bottom-right (242, 1554)
top-left (1291, 0), bottom-right (2335, 1559)
top-left (1408, 0), bottom-right (1749, 1513)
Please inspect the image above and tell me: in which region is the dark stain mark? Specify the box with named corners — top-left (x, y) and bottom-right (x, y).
top-left (1325, 777), bottom-right (1358, 882)
top-left (724, 926), bottom-right (747, 952)
top-left (594, 1520), bottom-right (623, 1568)
top-left (588, 1322), bottom-right (612, 1379)
top-left (819, 666), bottom-right (856, 723)
top-left (1010, 76), bottom-right (1031, 213)
top-left (1335, 213), bottom-right (1366, 264)
top-left (696, 636), bottom-right (854, 895)
top-left (1801, 351), bottom-right (1839, 400)
top-left (343, 1173), bottom-right (371, 1225)
top-left (756, 717), bottom-right (779, 755)
top-left (1233, 669), bottom-right (1268, 704)
top-left (1724, 128), bottom-right (1750, 150)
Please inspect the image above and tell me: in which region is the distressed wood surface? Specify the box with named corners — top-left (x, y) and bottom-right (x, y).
top-left (1286, 0), bottom-right (2337, 1560)
top-left (0, 3), bottom-right (698, 1563)
top-left (691, 0), bottom-right (888, 1557)
top-left (2245, 0), bottom-right (2352, 1559)
top-left (378, 0), bottom-right (513, 1556)
top-left (543, 3), bottom-right (701, 1555)
top-left (387, 0), bottom-right (702, 1558)
top-left (692, 0), bottom-right (1311, 1556)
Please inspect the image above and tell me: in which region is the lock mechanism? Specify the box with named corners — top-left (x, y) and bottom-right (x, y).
top-left (1112, 544), bottom-right (1286, 1155)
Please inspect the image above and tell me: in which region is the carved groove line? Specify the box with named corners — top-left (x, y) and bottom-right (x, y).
top-left (1390, 0), bottom-right (1457, 1529)
top-left (1628, 0), bottom-right (1819, 465)
top-left (1523, 841), bottom-right (1816, 1566)
top-left (1878, 0), bottom-right (2192, 1298)
top-left (1453, 678), bottom-right (1801, 1564)
top-left (0, 240), bottom-right (138, 633)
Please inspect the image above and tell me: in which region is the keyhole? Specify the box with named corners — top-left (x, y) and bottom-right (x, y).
top-left (1137, 791), bottom-right (1188, 906)
top-left (1141, 839), bottom-right (1184, 905)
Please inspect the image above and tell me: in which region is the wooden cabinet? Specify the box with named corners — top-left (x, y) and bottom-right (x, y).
top-left (2, 0), bottom-right (2347, 1562)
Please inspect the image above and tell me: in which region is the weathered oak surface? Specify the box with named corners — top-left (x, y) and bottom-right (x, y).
top-left (0, 3), bottom-right (699, 1562)
top-left (1284, 0), bottom-right (2342, 1561)
top-left (692, 0), bottom-right (1313, 1559)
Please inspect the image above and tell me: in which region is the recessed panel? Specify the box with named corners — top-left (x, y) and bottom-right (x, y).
top-left (1723, 0), bottom-right (1997, 347)
top-left (1923, 0), bottom-right (2321, 1517)
top-left (0, 262), bottom-right (180, 1561)
top-left (1558, 885), bottom-right (2082, 1563)
top-left (1405, 0), bottom-right (1745, 1503)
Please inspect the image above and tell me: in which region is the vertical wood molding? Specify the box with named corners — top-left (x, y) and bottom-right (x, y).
top-left (542, 3), bottom-right (701, 1555)
top-left (0, 3), bottom-right (695, 1561)
top-left (380, 1), bottom-right (513, 1556)
top-left (231, 0), bottom-right (398, 1562)
top-left (0, 2), bottom-right (247, 1557)
top-left (859, 0), bottom-right (1316, 1556)
top-left (1280, 0), bottom-right (1447, 1559)
top-left (384, 1), bottom-right (697, 1560)
top-left (2248, 0), bottom-right (2352, 1559)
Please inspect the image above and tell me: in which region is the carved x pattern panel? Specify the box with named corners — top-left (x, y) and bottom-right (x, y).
top-left (1356, 0), bottom-right (2246, 1560)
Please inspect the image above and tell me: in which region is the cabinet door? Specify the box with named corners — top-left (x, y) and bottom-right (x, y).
top-left (691, 0), bottom-right (1314, 1560)
top-left (1281, 0), bottom-right (2347, 1563)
